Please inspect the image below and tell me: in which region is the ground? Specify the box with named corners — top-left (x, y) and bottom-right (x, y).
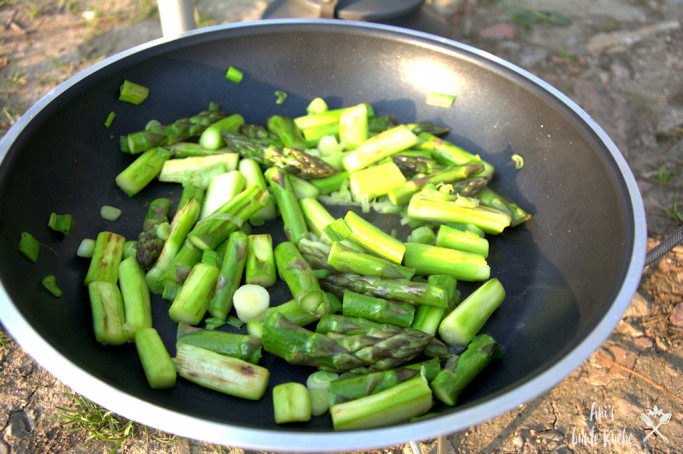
top-left (0, 1), bottom-right (681, 453)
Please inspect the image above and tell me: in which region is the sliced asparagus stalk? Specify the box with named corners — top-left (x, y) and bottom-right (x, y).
top-left (174, 343), bottom-right (269, 400)
top-left (118, 256), bottom-right (152, 342)
top-left (327, 241), bottom-right (415, 279)
top-left (238, 158), bottom-right (277, 225)
top-left (115, 147), bottom-right (172, 197)
top-left (274, 241), bottom-right (325, 314)
top-left (330, 373), bottom-right (433, 430)
top-left (265, 167), bottom-right (309, 244)
top-left (435, 224), bottom-right (489, 257)
top-left (341, 290), bottom-right (415, 329)
top-left (84, 231), bottom-right (126, 286)
top-left (88, 281), bottom-right (126, 346)
top-left (135, 327), bottom-right (176, 389)
top-left (438, 278), bottom-right (505, 346)
top-left (168, 262), bottom-right (220, 325)
top-left (208, 230), bottom-right (248, 323)
top-left (342, 125), bottom-right (419, 173)
top-left (245, 234), bottom-right (277, 287)
top-left (200, 170), bottom-right (246, 220)
top-left (176, 323), bottom-right (262, 364)
top-left (273, 382), bottom-right (312, 424)
top-left (403, 242), bottom-right (490, 282)
top-left (430, 334), bottom-right (501, 405)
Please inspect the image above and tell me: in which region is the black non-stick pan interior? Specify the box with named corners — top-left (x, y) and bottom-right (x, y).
top-left (0, 20), bottom-right (645, 451)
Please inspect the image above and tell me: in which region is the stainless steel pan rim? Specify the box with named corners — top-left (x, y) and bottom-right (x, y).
top-left (0, 18), bottom-right (647, 452)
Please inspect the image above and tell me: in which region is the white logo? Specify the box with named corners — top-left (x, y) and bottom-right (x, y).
top-left (640, 405), bottom-right (671, 444)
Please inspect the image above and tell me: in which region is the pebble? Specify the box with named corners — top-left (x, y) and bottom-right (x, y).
top-left (6, 410), bottom-right (30, 439)
top-left (623, 292), bottom-right (651, 318)
top-left (670, 302), bottom-right (683, 329)
top-left (478, 23), bottom-right (517, 40)
top-left (633, 336), bottom-right (653, 350)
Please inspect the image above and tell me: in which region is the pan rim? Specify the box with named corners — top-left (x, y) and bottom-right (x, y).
top-left (0, 18), bottom-right (647, 451)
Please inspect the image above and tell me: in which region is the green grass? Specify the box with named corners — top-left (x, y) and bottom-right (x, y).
top-left (48, 388), bottom-right (137, 454)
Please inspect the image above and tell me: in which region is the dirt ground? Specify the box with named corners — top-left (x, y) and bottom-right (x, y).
top-left (0, 1), bottom-right (681, 453)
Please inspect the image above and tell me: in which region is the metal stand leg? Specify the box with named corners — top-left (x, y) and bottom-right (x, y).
top-left (157, 0), bottom-right (196, 37)
top-left (410, 435), bottom-right (448, 454)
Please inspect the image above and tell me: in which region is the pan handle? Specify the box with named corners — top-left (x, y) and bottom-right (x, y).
top-left (645, 225), bottom-right (682, 266)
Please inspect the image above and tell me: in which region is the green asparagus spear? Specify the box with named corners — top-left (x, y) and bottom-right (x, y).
top-left (388, 162), bottom-right (485, 206)
top-left (115, 146), bottom-right (172, 197)
top-left (265, 167), bottom-right (309, 244)
top-left (327, 241), bottom-right (415, 279)
top-left (238, 158), bottom-right (278, 225)
top-left (264, 145), bottom-right (339, 180)
top-left (118, 256), bottom-right (153, 342)
top-left (341, 290), bottom-right (415, 329)
top-left (267, 115), bottom-right (307, 150)
top-left (176, 323), bottom-right (262, 364)
top-left (403, 242), bottom-right (490, 281)
top-left (407, 193), bottom-right (511, 235)
top-left (274, 241), bottom-right (325, 314)
top-left (330, 373), bottom-right (433, 430)
top-left (168, 262), bottom-right (220, 325)
top-left (145, 197), bottom-right (201, 293)
top-left (124, 106), bottom-right (228, 154)
top-left (174, 342), bottom-right (269, 400)
top-left (136, 198), bottom-right (171, 271)
top-left (411, 274), bottom-right (458, 335)
top-left (438, 278), bottom-right (505, 346)
top-left (88, 281), bottom-right (127, 346)
top-left (208, 230), bottom-right (248, 323)
top-left (430, 334), bottom-right (501, 406)
top-left (342, 125), bottom-right (419, 173)
top-left (435, 224), bottom-right (489, 257)
top-left (199, 114), bottom-right (245, 150)
top-left (84, 231), bottom-right (126, 286)
top-left (273, 382), bottom-right (311, 424)
top-left (135, 327), bottom-right (176, 389)
top-left (417, 132), bottom-right (494, 179)
top-left (262, 312), bottom-right (368, 371)
top-left (187, 185), bottom-right (270, 251)
top-left (245, 234), bottom-right (277, 287)
top-left (321, 273), bottom-right (448, 308)
top-left (157, 241), bottom-right (203, 295)
top-left (476, 187), bottom-right (531, 227)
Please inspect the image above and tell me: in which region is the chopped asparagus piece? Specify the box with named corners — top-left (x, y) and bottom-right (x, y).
top-left (273, 382), bottom-right (312, 424)
top-left (330, 374), bottom-right (433, 430)
top-left (342, 125), bottom-right (419, 173)
top-left (430, 334), bottom-right (501, 405)
top-left (41, 275), bottom-right (62, 297)
top-left (88, 281), bottom-right (126, 346)
top-left (403, 242), bottom-right (490, 281)
top-left (119, 80), bottom-right (149, 105)
top-left (209, 230), bottom-right (248, 323)
top-left (245, 234), bottom-right (277, 288)
top-left (115, 147), bottom-right (172, 197)
top-left (176, 323), bottom-right (262, 364)
top-left (135, 328), bottom-right (176, 389)
top-left (174, 343), bottom-right (269, 400)
top-left (438, 278), bottom-right (505, 346)
top-left (274, 241), bottom-right (325, 314)
top-left (168, 262), bottom-right (220, 325)
top-left (84, 231), bottom-right (126, 286)
top-left (118, 256), bottom-right (152, 342)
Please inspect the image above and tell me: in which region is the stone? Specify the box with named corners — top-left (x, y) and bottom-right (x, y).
top-left (478, 23), bottom-right (517, 40)
top-left (623, 292), bottom-right (651, 318)
top-left (670, 302), bottom-right (683, 329)
top-left (633, 336), bottom-right (654, 350)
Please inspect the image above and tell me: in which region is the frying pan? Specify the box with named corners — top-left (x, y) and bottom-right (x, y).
top-left (0, 19), bottom-right (646, 451)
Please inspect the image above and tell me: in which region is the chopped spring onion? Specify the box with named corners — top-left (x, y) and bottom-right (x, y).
top-left (47, 213), bottom-right (74, 236)
top-left (307, 97), bottom-right (328, 115)
top-left (204, 316), bottom-right (226, 331)
top-left (77, 238), bottom-right (96, 258)
top-left (104, 111), bottom-right (116, 127)
top-left (512, 153), bottom-right (525, 169)
top-left (233, 284), bottom-right (270, 323)
top-left (100, 205), bottom-right (122, 221)
top-left (19, 232), bottom-right (40, 262)
top-left (225, 66), bottom-right (244, 83)
top-left (426, 92), bottom-right (456, 108)
top-left (42, 275), bottom-right (62, 297)
top-left (274, 90), bottom-right (288, 105)
top-left (156, 221), bottom-right (171, 241)
top-left (119, 80), bottom-right (149, 105)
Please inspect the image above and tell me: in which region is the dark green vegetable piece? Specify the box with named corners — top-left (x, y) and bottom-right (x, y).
top-left (274, 241), bottom-right (325, 314)
top-left (430, 334), bottom-right (501, 406)
top-left (177, 323), bottom-right (262, 364)
top-left (208, 230), bottom-right (248, 323)
top-left (136, 198), bottom-right (171, 271)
